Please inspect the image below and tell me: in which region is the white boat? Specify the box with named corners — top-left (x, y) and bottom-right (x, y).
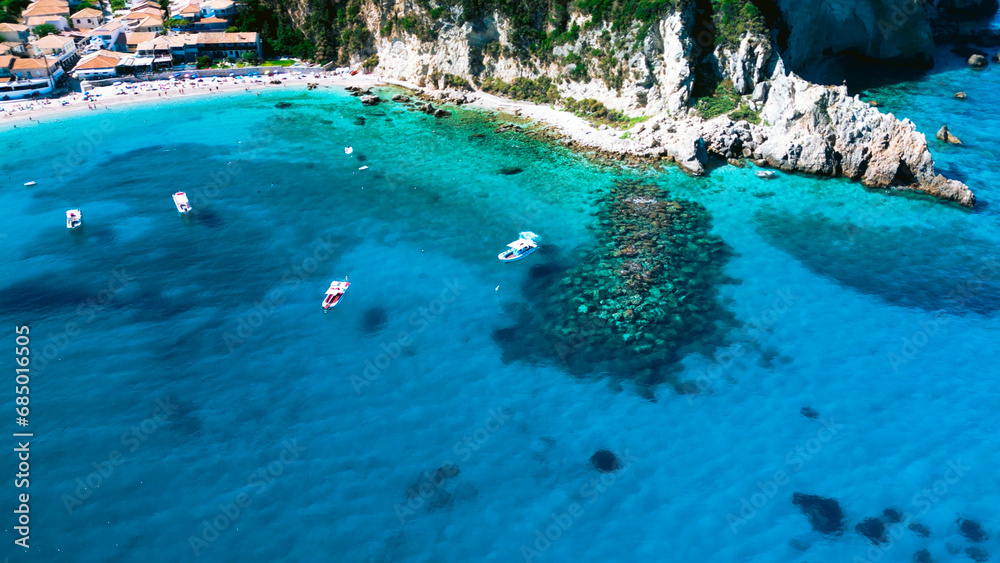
top-left (173, 192), bottom-right (191, 214)
top-left (66, 209), bottom-right (82, 229)
top-left (322, 279), bottom-right (350, 310)
top-left (498, 231), bottom-right (540, 262)
top-left (24, 181), bottom-right (36, 187)
top-left (358, 166), bottom-right (369, 171)
top-left (755, 170), bottom-right (777, 179)
top-left (344, 146), bottom-right (353, 154)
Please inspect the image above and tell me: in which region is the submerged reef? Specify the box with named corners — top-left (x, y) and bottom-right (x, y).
top-left (494, 180), bottom-right (736, 394)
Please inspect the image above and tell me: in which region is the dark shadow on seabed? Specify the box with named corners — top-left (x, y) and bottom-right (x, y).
top-left (754, 210), bottom-right (1000, 314)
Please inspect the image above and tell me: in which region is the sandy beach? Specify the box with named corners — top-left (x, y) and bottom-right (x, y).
top-left (0, 72), bottom-right (385, 125)
top-left (0, 71), bottom-right (628, 157)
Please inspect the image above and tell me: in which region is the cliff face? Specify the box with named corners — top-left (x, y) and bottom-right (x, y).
top-left (346, 0), bottom-right (975, 205)
top-left (361, 4), bottom-right (704, 117)
top-left (931, 0), bottom-right (1000, 19)
top-left (771, 0), bottom-right (935, 68)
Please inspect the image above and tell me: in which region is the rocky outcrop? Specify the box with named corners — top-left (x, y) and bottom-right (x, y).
top-left (349, 1), bottom-right (974, 206)
top-left (585, 62), bottom-right (975, 206)
top-left (968, 53), bottom-right (989, 66)
top-left (937, 125), bottom-right (962, 144)
top-left (755, 63), bottom-right (974, 206)
top-left (715, 33), bottom-right (779, 95)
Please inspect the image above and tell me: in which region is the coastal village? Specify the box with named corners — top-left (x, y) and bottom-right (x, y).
top-left (0, 0), bottom-right (263, 101)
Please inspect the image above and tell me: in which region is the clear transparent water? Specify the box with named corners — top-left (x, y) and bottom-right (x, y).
top-left (1, 65), bottom-right (998, 562)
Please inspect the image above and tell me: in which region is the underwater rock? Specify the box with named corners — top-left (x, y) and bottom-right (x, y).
top-left (360, 307), bottom-right (388, 336)
top-left (391, 94), bottom-right (410, 102)
top-left (882, 507), bottom-right (903, 523)
top-left (727, 158), bottom-right (745, 168)
top-left (274, 102), bottom-right (292, 109)
top-left (957, 518), bottom-right (989, 542)
top-left (968, 54), bottom-right (989, 68)
top-left (590, 450), bottom-right (621, 473)
top-left (405, 463), bottom-right (459, 499)
top-left (469, 133), bottom-right (486, 140)
top-left (913, 549), bottom-right (932, 563)
top-left (792, 493), bottom-right (846, 536)
top-left (856, 517), bottom-right (888, 545)
top-left (354, 116), bottom-right (366, 126)
top-left (433, 108), bottom-right (452, 118)
top-left (499, 167), bottom-right (523, 175)
top-left (494, 123), bottom-right (522, 133)
top-left (492, 180), bottom-right (735, 393)
top-left (966, 547), bottom-right (990, 562)
top-left (937, 125), bottom-right (962, 144)
top-left (909, 522), bottom-right (932, 537)
top-left (800, 407), bottom-right (819, 419)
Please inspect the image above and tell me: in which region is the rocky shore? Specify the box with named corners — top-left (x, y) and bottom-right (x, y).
top-left (355, 1), bottom-right (979, 207)
top-left (390, 60), bottom-right (975, 207)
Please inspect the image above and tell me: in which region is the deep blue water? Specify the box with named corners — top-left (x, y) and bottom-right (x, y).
top-left (1, 57), bottom-right (999, 562)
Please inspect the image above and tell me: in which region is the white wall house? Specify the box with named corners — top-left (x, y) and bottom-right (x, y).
top-left (70, 7), bottom-right (103, 29)
top-left (199, 0), bottom-right (234, 19)
top-left (30, 34), bottom-right (77, 63)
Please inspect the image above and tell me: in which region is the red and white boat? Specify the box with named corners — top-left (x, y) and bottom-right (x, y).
top-left (66, 209), bottom-right (82, 229)
top-left (173, 192), bottom-right (191, 214)
top-left (322, 279), bottom-right (350, 310)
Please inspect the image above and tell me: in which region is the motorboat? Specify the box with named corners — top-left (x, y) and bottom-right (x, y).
top-left (498, 231), bottom-right (540, 262)
top-left (24, 181), bottom-right (36, 187)
top-left (755, 170), bottom-right (777, 179)
top-left (358, 166), bottom-right (369, 171)
top-left (173, 192), bottom-right (191, 214)
top-left (322, 279), bottom-right (350, 310)
top-left (66, 209), bottom-right (82, 229)
top-left (345, 146), bottom-right (353, 154)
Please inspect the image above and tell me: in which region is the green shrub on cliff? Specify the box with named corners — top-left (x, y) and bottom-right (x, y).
top-left (480, 76), bottom-right (561, 105)
top-left (695, 80), bottom-right (740, 120)
top-left (563, 97), bottom-right (649, 128)
top-left (730, 103), bottom-right (760, 124)
top-left (576, 0), bottom-right (677, 30)
top-left (711, 0), bottom-right (767, 47)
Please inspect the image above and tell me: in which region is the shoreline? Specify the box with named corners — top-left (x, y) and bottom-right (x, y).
top-left (0, 71), bottom-right (975, 206)
top-left (0, 72), bottom-right (627, 150)
top-left (0, 73), bottom-right (391, 127)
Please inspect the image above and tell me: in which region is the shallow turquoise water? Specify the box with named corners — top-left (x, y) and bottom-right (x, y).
top-left (1, 68), bottom-right (999, 562)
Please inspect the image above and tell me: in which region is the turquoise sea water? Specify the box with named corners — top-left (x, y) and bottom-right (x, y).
top-left (2, 52), bottom-right (1000, 562)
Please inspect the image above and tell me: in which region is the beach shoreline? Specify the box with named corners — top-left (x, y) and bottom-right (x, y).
top-left (0, 72), bottom-right (622, 157)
